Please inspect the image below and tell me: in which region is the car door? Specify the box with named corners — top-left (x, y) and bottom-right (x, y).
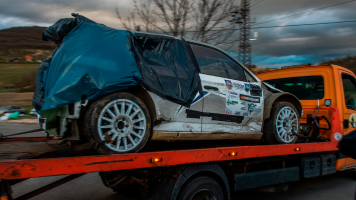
top-left (189, 43), bottom-right (264, 133)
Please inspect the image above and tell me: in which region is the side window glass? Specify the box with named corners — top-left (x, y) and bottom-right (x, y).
top-left (190, 43), bottom-right (247, 82)
top-left (264, 76), bottom-right (324, 100)
top-left (244, 71), bottom-right (257, 82)
top-left (342, 73), bottom-right (356, 110)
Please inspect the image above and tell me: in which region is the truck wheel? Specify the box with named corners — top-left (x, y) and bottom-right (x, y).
top-left (264, 102), bottom-right (299, 144)
top-left (177, 176), bottom-right (224, 200)
top-left (84, 92), bottom-right (151, 154)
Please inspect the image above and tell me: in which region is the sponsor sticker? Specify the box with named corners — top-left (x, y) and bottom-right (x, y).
top-left (248, 103), bottom-right (257, 114)
top-left (244, 83), bottom-right (250, 92)
top-left (349, 113), bottom-right (356, 128)
top-left (234, 111), bottom-right (241, 116)
top-left (225, 80), bottom-right (232, 90)
top-left (254, 108), bottom-right (261, 113)
top-left (233, 82), bottom-right (244, 91)
top-left (227, 99), bottom-right (238, 105)
top-left (241, 107), bottom-right (246, 110)
top-left (226, 108), bottom-right (232, 114)
top-left (228, 94), bottom-right (238, 99)
top-left (334, 132), bottom-right (342, 141)
top-left (240, 94), bottom-right (260, 103)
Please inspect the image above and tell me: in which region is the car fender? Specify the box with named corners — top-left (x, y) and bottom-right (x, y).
top-left (263, 92), bottom-right (302, 120)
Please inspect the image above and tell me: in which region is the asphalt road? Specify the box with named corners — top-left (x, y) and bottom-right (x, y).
top-left (0, 123), bottom-right (44, 137)
top-left (1, 123), bottom-right (356, 199)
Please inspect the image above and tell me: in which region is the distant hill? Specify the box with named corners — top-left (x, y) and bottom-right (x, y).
top-left (0, 26), bottom-right (56, 50)
top-left (320, 55), bottom-right (356, 74)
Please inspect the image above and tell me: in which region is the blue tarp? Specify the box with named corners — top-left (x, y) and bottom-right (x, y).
top-left (39, 22), bottom-right (141, 113)
top-left (33, 14), bottom-right (201, 114)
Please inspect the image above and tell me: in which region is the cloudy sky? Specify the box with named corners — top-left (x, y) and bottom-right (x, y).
top-left (1, 0), bottom-right (356, 68)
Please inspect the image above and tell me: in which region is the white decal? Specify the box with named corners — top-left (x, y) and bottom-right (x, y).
top-left (334, 132), bottom-right (342, 141)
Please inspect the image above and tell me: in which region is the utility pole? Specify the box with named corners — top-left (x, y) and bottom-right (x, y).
top-left (238, 0), bottom-right (251, 68)
top-left (230, 0), bottom-right (252, 69)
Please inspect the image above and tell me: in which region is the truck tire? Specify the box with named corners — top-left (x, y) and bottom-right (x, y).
top-left (84, 92), bottom-right (151, 154)
top-left (264, 102), bottom-right (299, 144)
top-left (177, 176), bottom-right (224, 200)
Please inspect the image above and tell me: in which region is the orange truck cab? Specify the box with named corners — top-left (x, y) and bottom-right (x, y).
top-left (257, 64), bottom-right (356, 171)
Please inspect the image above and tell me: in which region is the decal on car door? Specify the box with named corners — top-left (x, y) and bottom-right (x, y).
top-left (224, 79), bottom-right (263, 119)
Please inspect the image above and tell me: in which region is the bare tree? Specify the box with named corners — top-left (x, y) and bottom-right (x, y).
top-left (116, 0), bottom-right (157, 32)
top-left (116, 0), bottom-right (239, 46)
top-left (191, 0), bottom-right (239, 47)
top-left (151, 0), bottom-right (193, 37)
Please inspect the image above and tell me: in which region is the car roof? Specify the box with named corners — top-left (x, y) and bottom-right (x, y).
top-left (129, 31), bottom-right (261, 82)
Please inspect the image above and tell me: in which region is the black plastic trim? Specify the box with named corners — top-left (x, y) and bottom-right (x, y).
top-left (186, 109), bottom-right (244, 123)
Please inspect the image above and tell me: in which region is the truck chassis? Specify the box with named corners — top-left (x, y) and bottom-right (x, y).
top-left (0, 108), bottom-right (348, 200)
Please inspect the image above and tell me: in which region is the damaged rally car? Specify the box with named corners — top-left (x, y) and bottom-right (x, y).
top-left (33, 14), bottom-right (302, 154)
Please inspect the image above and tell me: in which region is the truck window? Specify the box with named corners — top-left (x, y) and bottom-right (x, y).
top-left (342, 73), bottom-right (356, 110)
top-left (264, 76), bottom-right (324, 100)
top-left (189, 43), bottom-right (247, 82)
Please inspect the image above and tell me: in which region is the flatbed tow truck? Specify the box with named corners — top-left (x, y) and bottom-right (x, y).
top-left (0, 106), bottom-right (347, 200)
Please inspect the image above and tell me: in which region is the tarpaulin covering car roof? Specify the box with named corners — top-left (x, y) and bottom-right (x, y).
top-left (33, 14), bottom-right (201, 114)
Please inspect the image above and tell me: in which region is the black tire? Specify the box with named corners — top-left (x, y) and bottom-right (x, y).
top-left (84, 92), bottom-right (151, 154)
top-left (264, 102), bottom-right (300, 144)
top-left (177, 176), bottom-right (224, 200)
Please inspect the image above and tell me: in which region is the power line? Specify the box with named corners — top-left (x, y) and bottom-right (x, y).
top-left (253, 0), bottom-right (356, 26)
top-left (251, 0), bottom-right (263, 7)
top-left (252, 20), bottom-right (356, 29)
top-left (183, 20), bottom-right (356, 32)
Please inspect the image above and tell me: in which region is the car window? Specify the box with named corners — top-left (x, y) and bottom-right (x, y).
top-left (264, 76), bottom-right (324, 100)
top-left (244, 71), bottom-right (257, 82)
top-left (190, 43), bottom-right (247, 82)
top-left (342, 73), bottom-right (356, 110)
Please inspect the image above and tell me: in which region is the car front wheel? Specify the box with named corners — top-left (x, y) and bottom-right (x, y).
top-left (264, 102), bottom-right (299, 144)
top-left (84, 92), bottom-right (151, 154)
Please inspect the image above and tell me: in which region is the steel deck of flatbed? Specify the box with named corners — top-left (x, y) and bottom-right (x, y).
top-left (0, 107), bottom-right (341, 180)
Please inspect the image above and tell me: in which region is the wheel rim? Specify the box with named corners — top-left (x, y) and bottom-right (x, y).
top-left (276, 106), bottom-right (298, 143)
top-left (190, 189), bottom-right (217, 200)
top-left (97, 99), bottom-right (146, 152)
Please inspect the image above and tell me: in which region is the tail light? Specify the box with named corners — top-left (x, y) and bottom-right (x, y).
top-left (40, 118), bottom-right (46, 129)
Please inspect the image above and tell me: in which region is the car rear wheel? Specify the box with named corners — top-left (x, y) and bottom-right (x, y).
top-left (264, 102), bottom-right (299, 144)
top-left (84, 92), bottom-right (151, 154)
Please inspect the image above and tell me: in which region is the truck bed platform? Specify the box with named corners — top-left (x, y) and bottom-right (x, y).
top-left (0, 107), bottom-right (341, 180)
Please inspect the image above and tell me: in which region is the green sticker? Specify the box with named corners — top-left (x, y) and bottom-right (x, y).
top-left (227, 99), bottom-right (238, 105)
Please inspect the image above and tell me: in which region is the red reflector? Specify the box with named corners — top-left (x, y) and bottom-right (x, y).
top-left (41, 119), bottom-right (46, 124)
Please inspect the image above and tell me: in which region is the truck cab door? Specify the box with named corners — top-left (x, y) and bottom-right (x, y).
top-left (340, 71), bottom-right (356, 166)
top-left (189, 43), bottom-right (263, 134)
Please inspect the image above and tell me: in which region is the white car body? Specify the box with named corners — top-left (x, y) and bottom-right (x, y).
top-left (147, 42), bottom-right (264, 140)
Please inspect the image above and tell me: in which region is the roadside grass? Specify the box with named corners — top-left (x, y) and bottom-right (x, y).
top-left (0, 63), bottom-right (39, 87)
top-left (0, 105), bottom-right (37, 120)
